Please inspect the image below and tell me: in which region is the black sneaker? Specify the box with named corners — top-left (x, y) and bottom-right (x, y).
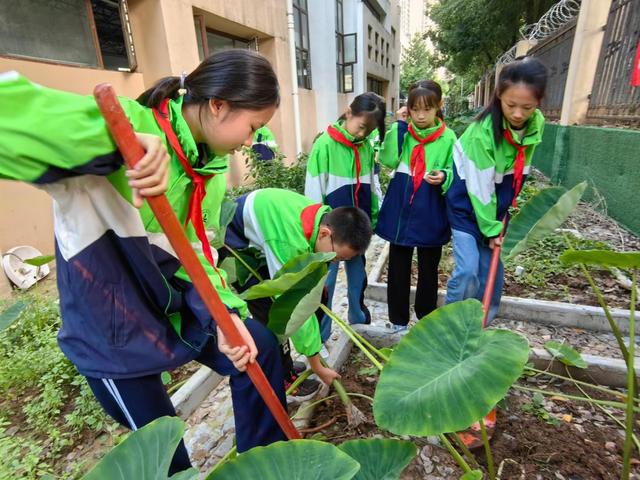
top-left (292, 361), bottom-right (307, 376)
top-left (285, 376), bottom-right (321, 404)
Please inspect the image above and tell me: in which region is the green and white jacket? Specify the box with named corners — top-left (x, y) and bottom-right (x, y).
top-left (0, 71), bottom-right (246, 378)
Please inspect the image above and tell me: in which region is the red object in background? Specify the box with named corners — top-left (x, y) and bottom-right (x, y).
top-left (93, 84), bottom-right (301, 441)
top-left (632, 40), bottom-right (640, 87)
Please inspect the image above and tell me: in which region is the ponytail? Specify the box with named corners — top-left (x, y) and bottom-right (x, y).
top-left (137, 49), bottom-right (280, 111)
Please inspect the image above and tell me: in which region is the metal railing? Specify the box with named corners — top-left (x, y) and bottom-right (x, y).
top-left (528, 19), bottom-right (577, 120)
top-left (586, 0), bottom-right (640, 126)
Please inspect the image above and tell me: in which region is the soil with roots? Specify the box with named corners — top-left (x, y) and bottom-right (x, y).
top-left (305, 351), bottom-right (640, 479)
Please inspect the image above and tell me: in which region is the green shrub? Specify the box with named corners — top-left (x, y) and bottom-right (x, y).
top-left (231, 148), bottom-right (308, 197)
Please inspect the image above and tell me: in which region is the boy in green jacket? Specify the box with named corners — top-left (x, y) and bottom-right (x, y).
top-left (221, 188), bottom-right (372, 399)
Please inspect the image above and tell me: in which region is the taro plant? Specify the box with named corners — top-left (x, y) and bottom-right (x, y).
top-left (559, 249), bottom-right (639, 479)
top-left (80, 416), bottom-right (418, 480)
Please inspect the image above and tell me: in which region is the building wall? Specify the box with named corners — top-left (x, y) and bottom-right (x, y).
top-left (308, 0), bottom-right (340, 131)
top-left (533, 123), bottom-right (640, 236)
top-left (0, 0), bottom-right (297, 295)
top-left (0, 57), bottom-right (147, 295)
top-left (361, 1), bottom-right (401, 112)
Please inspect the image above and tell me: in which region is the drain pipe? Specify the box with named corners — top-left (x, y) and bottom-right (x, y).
top-left (285, 0), bottom-right (303, 155)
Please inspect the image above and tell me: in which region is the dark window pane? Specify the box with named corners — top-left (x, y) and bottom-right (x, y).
top-left (207, 31), bottom-right (234, 54)
top-left (0, 0), bottom-right (98, 67)
top-left (92, 0), bottom-right (129, 70)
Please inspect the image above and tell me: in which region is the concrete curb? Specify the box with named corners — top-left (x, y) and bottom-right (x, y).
top-left (529, 347), bottom-right (640, 389)
top-left (171, 366), bottom-right (223, 420)
top-left (364, 246), bottom-right (633, 333)
top-left (352, 323), bottom-right (639, 389)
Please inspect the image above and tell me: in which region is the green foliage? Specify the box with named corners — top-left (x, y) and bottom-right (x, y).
top-left (504, 233), bottom-right (610, 291)
top-left (377, 164), bottom-right (393, 195)
top-left (399, 33), bottom-right (435, 96)
top-left (0, 300), bottom-right (27, 332)
top-left (560, 250), bottom-right (640, 270)
top-left (0, 295), bottom-right (112, 479)
top-left (82, 416), bottom-right (198, 480)
top-left (206, 440), bottom-right (360, 480)
top-left (544, 340), bottom-right (588, 369)
top-left (460, 471), bottom-right (484, 480)
top-left (240, 252), bottom-right (334, 300)
top-left (502, 182), bottom-right (587, 261)
top-left (23, 255), bottom-right (55, 267)
top-left (445, 109), bottom-right (479, 138)
top-left (427, 0), bottom-right (559, 81)
top-left (337, 439), bottom-right (416, 480)
top-left (231, 148), bottom-right (308, 197)
top-left (373, 300), bottom-right (529, 435)
top-left (521, 392), bottom-right (561, 426)
top-left (268, 265), bottom-right (327, 341)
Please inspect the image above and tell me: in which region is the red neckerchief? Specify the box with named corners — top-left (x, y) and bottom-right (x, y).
top-left (301, 203), bottom-right (323, 241)
top-left (152, 98), bottom-right (225, 288)
top-left (407, 121), bottom-right (446, 204)
top-left (327, 125), bottom-right (362, 208)
top-left (503, 128), bottom-right (528, 206)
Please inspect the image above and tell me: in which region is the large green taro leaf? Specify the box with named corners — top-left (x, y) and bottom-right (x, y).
top-left (268, 265), bottom-right (328, 340)
top-left (82, 416), bottom-right (197, 480)
top-left (373, 299), bottom-right (529, 435)
top-left (0, 301), bottom-right (27, 332)
top-left (560, 249), bottom-right (640, 269)
top-left (205, 440), bottom-right (360, 480)
top-left (337, 438), bottom-right (416, 480)
top-left (502, 182), bottom-right (587, 261)
top-left (240, 252), bottom-right (335, 300)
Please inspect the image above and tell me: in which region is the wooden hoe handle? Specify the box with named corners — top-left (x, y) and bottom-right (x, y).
top-left (94, 84), bottom-right (301, 440)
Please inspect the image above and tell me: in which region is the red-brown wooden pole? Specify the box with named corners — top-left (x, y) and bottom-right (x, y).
top-left (481, 218), bottom-right (507, 328)
top-left (94, 84), bottom-right (301, 440)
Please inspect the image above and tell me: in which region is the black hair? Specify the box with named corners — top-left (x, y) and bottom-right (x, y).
top-left (339, 92), bottom-right (387, 141)
top-left (477, 57), bottom-right (548, 146)
top-left (321, 207), bottom-right (372, 254)
top-left (137, 49), bottom-right (280, 112)
top-left (407, 80), bottom-right (444, 120)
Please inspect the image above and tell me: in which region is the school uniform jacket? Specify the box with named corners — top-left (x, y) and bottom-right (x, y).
top-left (304, 121), bottom-right (382, 228)
top-left (225, 188), bottom-right (328, 357)
top-left (251, 126), bottom-right (278, 161)
top-left (446, 110), bottom-right (545, 241)
top-left (375, 119), bottom-right (456, 247)
top-left (0, 71), bottom-right (247, 379)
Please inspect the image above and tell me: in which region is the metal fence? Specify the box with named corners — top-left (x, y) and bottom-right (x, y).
top-left (587, 0), bottom-right (640, 126)
top-left (528, 19), bottom-right (577, 120)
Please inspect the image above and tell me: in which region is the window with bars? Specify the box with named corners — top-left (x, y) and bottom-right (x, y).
top-left (367, 75), bottom-right (384, 96)
top-left (193, 16), bottom-right (256, 61)
top-left (0, 0), bottom-right (137, 71)
top-left (335, 0), bottom-right (356, 93)
top-left (293, 0), bottom-right (312, 89)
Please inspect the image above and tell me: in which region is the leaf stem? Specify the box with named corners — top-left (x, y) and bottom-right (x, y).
top-left (320, 305), bottom-right (384, 370)
top-left (525, 366), bottom-right (632, 402)
top-left (622, 270), bottom-right (637, 479)
top-left (479, 420), bottom-right (495, 480)
top-left (439, 433), bottom-right (472, 474)
top-left (514, 385), bottom-right (638, 411)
